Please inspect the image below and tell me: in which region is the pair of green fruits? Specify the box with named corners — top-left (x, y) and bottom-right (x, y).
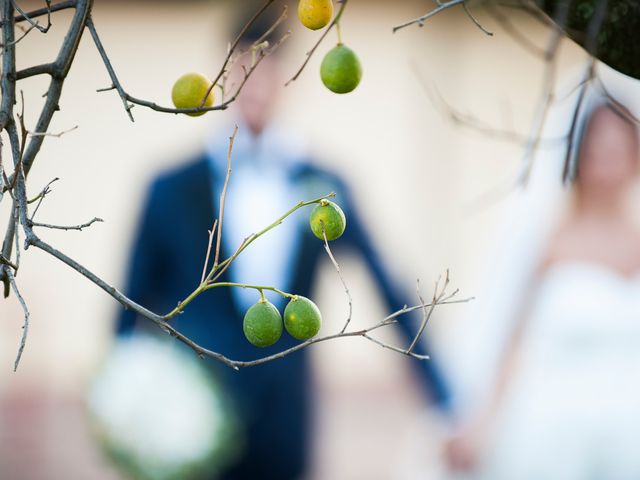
top-left (244, 200), bottom-right (345, 347)
top-left (243, 296), bottom-right (321, 347)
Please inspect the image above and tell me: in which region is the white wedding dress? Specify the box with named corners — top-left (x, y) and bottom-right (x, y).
top-left (476, 261), bottom-right (640, 480)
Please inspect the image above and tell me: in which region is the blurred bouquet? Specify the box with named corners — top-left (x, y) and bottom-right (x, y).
top-left (87, 334), bottom-right (243, 480)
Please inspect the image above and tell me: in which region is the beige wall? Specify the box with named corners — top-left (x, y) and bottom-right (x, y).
top-left (0, 1), bottom-right (587, 478)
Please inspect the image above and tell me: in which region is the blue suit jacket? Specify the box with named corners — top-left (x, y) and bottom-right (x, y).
top-left (117, 155), bottom-right (450, 479)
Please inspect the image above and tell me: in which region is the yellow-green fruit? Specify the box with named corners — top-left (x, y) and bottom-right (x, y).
top-left (320, 44), bottom-right (362, 94)
top-left (284, 296), bottom-right (322, 341)
top-left (243, 300), bottom-right (283, 347)
top-left (298, 0), bottom-right (333, 30)
top-left (171, 72), bottom-right (215, 117)
top-left (310, 200), bottom-right (346, 241)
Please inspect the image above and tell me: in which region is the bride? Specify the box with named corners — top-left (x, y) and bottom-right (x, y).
top-left (445, 84), bottom-right (640, 479)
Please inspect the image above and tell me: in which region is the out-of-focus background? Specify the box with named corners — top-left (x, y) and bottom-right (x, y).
top-left (0, 0), bottom-right (590, 479)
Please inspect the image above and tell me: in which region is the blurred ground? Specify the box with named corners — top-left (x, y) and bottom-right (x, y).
top-left (0, 0), bottom-right (586, 478)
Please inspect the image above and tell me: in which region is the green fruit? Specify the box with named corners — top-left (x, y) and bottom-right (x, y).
top-left (284, 296), bottom-right (322, 341)
top-left (171, 72), bottom-right (215, 117)
top-left (298, 0), bottom-right (333, 30)
top-left (320, 44), bottom-right (362, 94)
top-left (243, 300), bottom-right (283, 347)
top-left (309, 200), bottom-right (346, 241)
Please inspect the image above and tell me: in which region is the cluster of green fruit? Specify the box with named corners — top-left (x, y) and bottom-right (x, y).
top-left (243, 200), bottom-right (345, 347)
top-left (298, 0), bottom-right (363, 94)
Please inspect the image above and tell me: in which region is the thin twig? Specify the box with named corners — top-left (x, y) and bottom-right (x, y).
top-left (462, 2), bottom-right (493, 36)
top-left (321, 224), bottom-right (353, 334)
top-left (28, 125), bottom-right (78, 137)
top-left (200, 0), bottom-right (277, 107)
top-left (10, 0), bottom-right (50, 33)
top-left (393, 0), bottom-right (464, 33)
top-left (7, 269), bottom-right (29, 371)
top-left (406, 270), bottom-right (450, 353)
top-left (200, 218), bottom-right (218, 284)
top-left (14, 0), bottom-right (71, 24)
top-left (29, 217), bottom-right (103, 231)
top-left (212, 125), bottom-right (238, 269)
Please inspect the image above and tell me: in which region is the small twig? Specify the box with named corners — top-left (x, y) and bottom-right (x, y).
top-left (14, 0), bottom-right (72, 24)
top-left (1, 20), bottom-right (37, 47)
top-left (200, 0), bottom-right (277, 107)
top-left (406, 270), bottom-right (450, 353)
top-left (28, 125), bottom-right (78, 137)
top-left (200, 218), bottom-right (218, 284)
top-left (10, 0), bottom-right (50, 33)
top-left (85, 16), bottom-right (134, 121)
top-left (562, 60), bottom-right (595, 183)
top-left (212, 125), bottom-right (238, 269)
top-left (485, 2), bottom-right (545, 58)
top-left (412, 66), bottom-right (567, 146)
top-left (363, 333), bottom-right (430, 360)
top-left (516, 9), bottom-right (566, 185)
top-left (321, 224), bottom-right (353, 334)
top-left (393, 0), bottom-right (464, 33)
top-left (462, 1), bottom-right (493, 36)
top-left (29, 217), bottom-right (103, 231)
top-left (7, 269), bottom-right (29, 371)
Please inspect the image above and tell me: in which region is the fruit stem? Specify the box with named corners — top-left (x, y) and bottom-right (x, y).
top-left (336, 20), bottom-right (343, 45)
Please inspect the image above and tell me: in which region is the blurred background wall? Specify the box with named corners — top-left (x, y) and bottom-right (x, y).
top-left (0, 0), bottom-right (587, 478)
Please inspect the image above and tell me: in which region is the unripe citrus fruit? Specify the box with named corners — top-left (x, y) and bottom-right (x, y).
top-left (298, 0), bottom-right (333, 30)
top-left (284, 296), bottom-right (322, 341)
top-left (171, 72), bottom-right (215, 117)
top-left (320, 44), bottom-right (362, 94)
top-left (309, 199), bottom-right (346, 241)
top-left (243, 300), bottom-right (283, 347)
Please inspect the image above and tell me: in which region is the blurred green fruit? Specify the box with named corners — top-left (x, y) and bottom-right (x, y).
top-left (309, 200), bottom-right (346, 241)
top-left (284, 296), bottom-right (322, 341)
top-left (243, 300), bottom-right (283, 347)
top-left (320, 44), bottom-right (362, 94)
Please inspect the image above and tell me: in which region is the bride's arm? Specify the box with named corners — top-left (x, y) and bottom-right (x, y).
top-left (444, 278), bottom-right (541, 471)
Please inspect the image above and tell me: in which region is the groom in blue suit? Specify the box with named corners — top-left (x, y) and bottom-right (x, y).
top-left (116, 12), bottom-right (451, 480)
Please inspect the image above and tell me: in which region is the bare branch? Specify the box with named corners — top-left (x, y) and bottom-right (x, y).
top-left (406, 270), bottom-right (450, 353)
